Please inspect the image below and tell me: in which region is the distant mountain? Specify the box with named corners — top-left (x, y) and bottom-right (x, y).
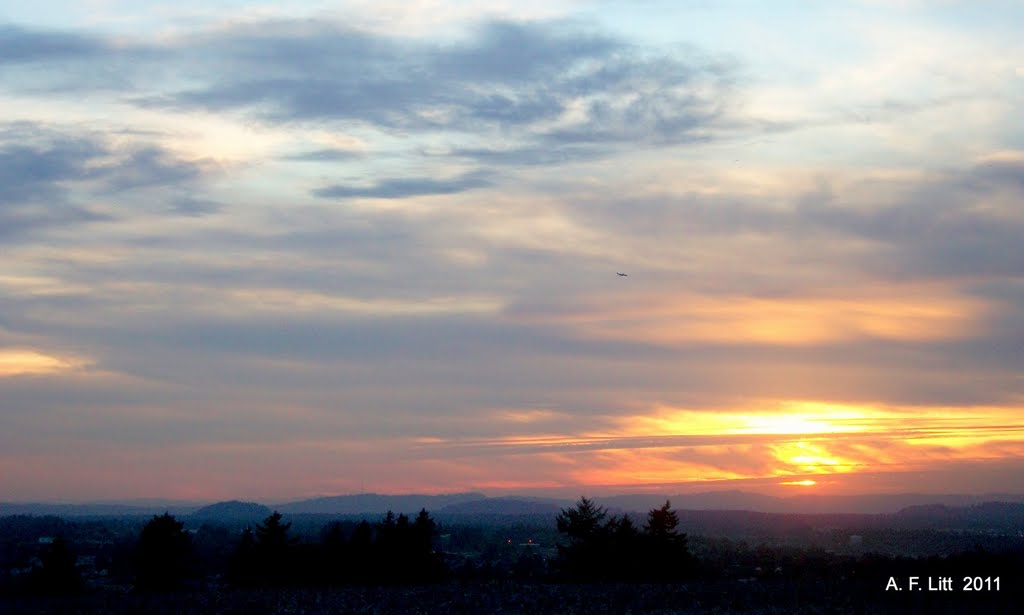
top-left (438, 497), bottom-right (567, 516)
top-left (276, 492), bottom-right (486, 515)
top-left (191, 500), bottom-right (271, 522)
top-left (894, 501), bottom-right (1024, 530)
top-left (597, 490), bottom-right (784, 514)
top-left (5, 491), bottom-right (1023, 520)
top-left (590, 491), bottom-right (1024, 515)
top-left (0, 502), bottom-right (199, 517)
top-left (784, 493), bottom-right (1024, 514)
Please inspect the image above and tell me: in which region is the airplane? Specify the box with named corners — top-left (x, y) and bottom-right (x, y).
top-left (616, 272), bottom-right (628, 277)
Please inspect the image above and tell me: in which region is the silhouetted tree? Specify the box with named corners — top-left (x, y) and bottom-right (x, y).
top-left (227, 527), bottom-right (258, 587)
top-left (556, 497), bottom-right (608, 541)
top-left (320, 521), bottom-right (347, 586)
top-left (348, 520), bottom-right (374, 584)
top-left (322, 521), bottom-right (346, 550)
top-left (135, 513), bottom-right (193, 591)
top-left (192, 523), bottom-right (231, 578)
top-left (556, 497), bottom-right (616, 580)
top-left (554, 498), bottom-right (695, 582)
top-left (608, 514), bottom-right (643, 580)
top-left (645, 500), bottom-right (680, 538)
top-left (413, 508), bottom-right (436, 554)
top-left (379, 511), bottom-right (424, 583)
top-left (641, 500), bottom-right (693, 581)
top-left (29, 536), bottom-right (82, 595)
top-left (253, 511), bottom-right (294, 585)
top-left (255, 511), bottom-right (293, 556)
top-left (409, 508), bottom-right (445, 583)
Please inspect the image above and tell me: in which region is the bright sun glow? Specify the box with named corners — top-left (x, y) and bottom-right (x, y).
top-left (780, 479), bottom-right (817, 486)
top-left (772, 440), bottom-right (857, 474)
top-left (615, 401), bottom-right (882, 438)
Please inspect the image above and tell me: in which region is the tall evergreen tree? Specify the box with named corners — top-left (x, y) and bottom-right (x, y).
top-left (642, 500), bottom-right (692, 581)
top-left (228, 527), bottom-right (258, 587)
top-left (255, 512), bottom-right (292, 555)
top-left (319, 522), bottom-right (347, 586)
top-left (645, 500), bottom-right (680, 539)
top-left (135, 513), bottom-right (193, 591)
top-left (556, 497), bottom-right (608, 540)
top-left (555, 497), bottom-right (615, 580)
top-left (609, 514), bottom-right (642, 581)
top-left (253, 511), bottom-right (294, 585)
top-left (348, 520), bottom-right (374, 584)
top-left (410, 508), bottom-right (444, 583)
top-left (413, 508), bottom-right (436, 553)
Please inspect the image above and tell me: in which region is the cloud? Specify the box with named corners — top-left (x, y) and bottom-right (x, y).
top-left (0, 123), bottom-right (219, 238)
top-left (511, 284), bottom-right (988, 347)
top-left (100, 146), bottom-right (206, 191)
top-left (129, 19), bottom-right (734, 158)
top-left (970, 155), bottom-right (1024, 190)
top-left (430, 20), bottom-right (618, 83)
top-left (2, 9), bottom-right (1022, 499)
top-left (313, 171), bottom-right (492, 199)
top-left (552, 156), bottom-right (1024, 281)
top-left (0, 126), bottom-right (113, 239)
top-left (448, 144), bottom-right (603, 167)
top-left (0, 24), bottom-right (107, 63)
top-left (0, 129), bottom-right (106, 205)
top-left (169, 196), bottom-right (222, 217)
top-left (0, 348), bottom-right (89, 377)
top-left (792, 164), bottom-right (1024, 279)
top-left (283, 148), bottom-right (363, 162)
top-left (152, 19), bottom-right (612, 130)
top-left (0, 205), bottom-right (109, 242)
top-left (3, 18), bottom-right (736, 174)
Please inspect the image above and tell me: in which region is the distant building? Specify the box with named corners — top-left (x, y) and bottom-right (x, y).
top-left (849, 535), bottom-right (863, 547)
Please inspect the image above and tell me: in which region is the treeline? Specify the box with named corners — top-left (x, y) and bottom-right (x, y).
top-left (0, 509), bottom-right (445, 595)
top-left (141, 509), bottom-right (446, 590)
top-left (6, 498), bottom-right (700, 594)
top-left (230, 510), bottom-right (444, 588)
top-left (7, 497), bottom-right (1023, 603)
top-left (556, 497), bottom-right (694, 582)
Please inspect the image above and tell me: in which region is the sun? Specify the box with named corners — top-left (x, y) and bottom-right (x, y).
top-left (779, 479), bottom-right (817, 487)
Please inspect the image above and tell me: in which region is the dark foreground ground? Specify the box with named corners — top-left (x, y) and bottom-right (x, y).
top-left (2, 579), bottom-right (1019, 615)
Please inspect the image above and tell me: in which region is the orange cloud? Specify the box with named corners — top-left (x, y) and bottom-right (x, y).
top-left (559, 400), bottom-right (1024, 491)
top-left (0, 348), bottom-right (89, 377)
top-left (373, 398), bottom-right (1024, 496)
top-left (513, 282), bottom-right (988, 346)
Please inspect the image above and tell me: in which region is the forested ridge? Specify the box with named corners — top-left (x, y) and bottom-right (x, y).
top-left (1, 498), bottom-right (1021, 613)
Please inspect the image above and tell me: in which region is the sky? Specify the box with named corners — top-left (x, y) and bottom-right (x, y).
top-left (2, 0), bottom-right (1023, 502)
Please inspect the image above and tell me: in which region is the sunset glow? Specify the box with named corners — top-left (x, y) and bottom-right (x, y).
top-left (530, 285), bottom-right (988, 346)
top-left (0, 349), bottom-right (86, 377)
top-left (1, 1), bottom-right (1023, 502)
top-left (780, 480), bottom-right (817, 487)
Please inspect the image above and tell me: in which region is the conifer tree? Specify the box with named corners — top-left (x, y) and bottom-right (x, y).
top-left (135, 513), bottom-right (193, 591)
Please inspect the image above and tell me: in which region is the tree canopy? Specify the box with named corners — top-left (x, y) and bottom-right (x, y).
top-left (135, 513), bottom-right (193, 591)
top-left (555, 498), bottom-right (693, 582)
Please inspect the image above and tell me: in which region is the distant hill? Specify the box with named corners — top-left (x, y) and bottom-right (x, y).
top-left (5, 491), bottom-right (1024, 520)
top-left (438, 497), bottom-right (566, 516)
top-left (783, 493), bottom-right (1024, 514)
top-left (597, 490), bottom-right (783, 514)
top-left (0, 501), bottom-right (200, 517)
top-left (894, 501), bottom-right (1024, 530)
top-left (589, 491), bottom-right (1024, 515)
top-left (276, 492), bottom-right (486, 515)
top-left (191, 500), bottom-right (271, 522)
